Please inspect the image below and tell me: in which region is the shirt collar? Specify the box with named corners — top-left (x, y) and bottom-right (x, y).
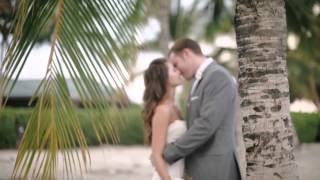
top-left (195, 57), bottom-right (214, 80)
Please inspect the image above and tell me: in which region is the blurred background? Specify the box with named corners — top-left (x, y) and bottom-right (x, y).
top-left (0, 0), bottom-right (319, 179)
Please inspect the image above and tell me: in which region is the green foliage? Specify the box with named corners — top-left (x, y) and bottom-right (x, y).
top-left (168, 0), bottom-right (233, 41)
top-left (1, 108), bottom-right (320, 149)
top-left (117, 106), bottom-right (144, 144)
top-left (76, 105), bottom-right (144, 145)
top-left (291, 112), bottom-right (320, 143)
top-left (169, 0), bottom-right (196, 39)
top-left (0, 108), bottom-right (30, 149)
top-left (204, 0), bottom-right (233, 40)
top-left (286, 0), bottom-right (320, 104)
top-left (0, 113), bottom-right (17, 148)
top-left (0, 106), bottom-right (144, 149)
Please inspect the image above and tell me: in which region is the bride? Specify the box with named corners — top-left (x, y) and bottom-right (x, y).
top-left (142, 58), bottom-right (187, 180)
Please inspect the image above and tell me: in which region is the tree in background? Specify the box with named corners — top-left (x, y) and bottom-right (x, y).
top-left (144, 0), bottom-right (235, 67)
top-left (155, 0), bottom-right (171, 55)
top-left (235, 0), bottom-right (298, 179)
top-left (286, 0), bottom-right (320, 111)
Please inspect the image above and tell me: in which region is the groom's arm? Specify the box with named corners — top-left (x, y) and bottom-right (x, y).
top-left (163, 71), bottom-right (236, 164)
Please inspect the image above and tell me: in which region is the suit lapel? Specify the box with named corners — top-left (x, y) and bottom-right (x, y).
top-left (187, 61), bottom-right (220, 127)
top-left (189, 62), bottom-right (217, 96)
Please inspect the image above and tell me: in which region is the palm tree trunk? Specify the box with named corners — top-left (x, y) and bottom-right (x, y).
top-left (235, 95), bottom-right (247, 180)
top-left (155, 0), bottom-right (170, 55)
top-left (235, 0), bottom-right (299, 179)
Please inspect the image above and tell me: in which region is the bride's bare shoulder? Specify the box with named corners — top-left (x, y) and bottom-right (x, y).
top-left (154, 103), bottom-right (174, 114)
top-left (152, 104), bottom-right (174, 126)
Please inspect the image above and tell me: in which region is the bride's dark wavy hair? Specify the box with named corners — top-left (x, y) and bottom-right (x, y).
top-left (142, 58), bottom-right (168, 144)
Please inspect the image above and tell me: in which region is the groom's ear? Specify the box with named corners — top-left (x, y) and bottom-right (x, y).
top-left (180, 49), bottom-right (187, 58)
top-left (182, 48), bottom-right (193, 59)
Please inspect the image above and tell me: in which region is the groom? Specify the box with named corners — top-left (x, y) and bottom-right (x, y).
top-left (162, 38), bottom-right (241, 180)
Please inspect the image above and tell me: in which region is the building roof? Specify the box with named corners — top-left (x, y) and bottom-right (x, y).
top-left (3, 79), bottom-right (112, 100)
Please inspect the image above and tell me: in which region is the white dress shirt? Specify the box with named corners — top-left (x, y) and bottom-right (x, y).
top-left (190, 57), bottom-right (214, 95)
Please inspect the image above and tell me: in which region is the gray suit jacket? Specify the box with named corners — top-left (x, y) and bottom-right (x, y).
top-left (163, 61), bottom-right (241, 180)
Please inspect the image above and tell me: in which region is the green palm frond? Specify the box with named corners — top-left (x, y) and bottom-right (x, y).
top-left (1, 0), bottom-right (145, 179)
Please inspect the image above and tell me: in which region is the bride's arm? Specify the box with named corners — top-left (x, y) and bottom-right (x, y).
top-left (151, 105), bottom-right (172, 180)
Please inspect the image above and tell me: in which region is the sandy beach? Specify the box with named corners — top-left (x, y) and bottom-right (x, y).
top-left (0, 144), bottom-right (319, 180)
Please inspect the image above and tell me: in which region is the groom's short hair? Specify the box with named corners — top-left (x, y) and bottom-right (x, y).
top-left (169, 38), bottom-right (203, 56)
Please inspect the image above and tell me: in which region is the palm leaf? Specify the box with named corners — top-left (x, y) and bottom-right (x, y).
top-left (1, 0), bottom-right (145, 179)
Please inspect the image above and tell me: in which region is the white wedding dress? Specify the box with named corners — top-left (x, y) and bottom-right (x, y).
top-left (151, 120), bottom-right (187, 180)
